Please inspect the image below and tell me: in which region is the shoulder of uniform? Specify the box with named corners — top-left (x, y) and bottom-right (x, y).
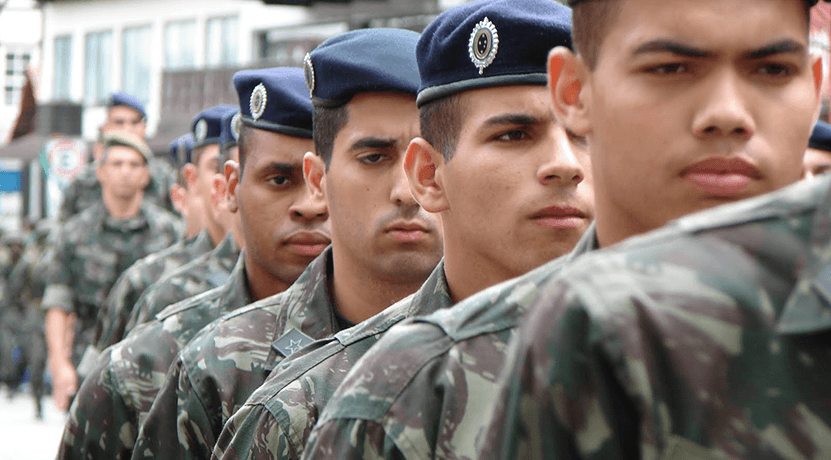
top-left (156, 285), bottom-right (224, 321)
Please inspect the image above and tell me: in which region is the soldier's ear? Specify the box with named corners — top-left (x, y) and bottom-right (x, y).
top-left (225, 160), bottom-right (240, 213)
top-left (182, 163), bottom-right (198, 190)
top-left (549, 46), bottom-right (591, 136)
top-left (303, 152), bottom-right (328, 215)
top-left (169, 184), bottom-right (186, 214)
top-left (404, 138), bottom-right (449, 213)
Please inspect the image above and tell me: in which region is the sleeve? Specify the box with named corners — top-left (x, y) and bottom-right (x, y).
top-left (213, 404), bottom-right (297, 460)
top-left (95, 270), bottom-right (139, 349)
top-left (42, 228), bottom-right (74, 313)
top-left (57, 348), bottom-right (139, 460)
top-left (302, 418), bottom-right (405, 460)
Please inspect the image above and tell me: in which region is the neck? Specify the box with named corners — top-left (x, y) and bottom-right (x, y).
top-left (441, 232), bottom-right (517, 303)
top-left (102, 190), bottom-right (143, 220)
top-left (331, 247), bottom-right (425, 325)
top-left (593, 200), bottom-right (650, 248)
top-left (243, 252), bottom-right (290, 301)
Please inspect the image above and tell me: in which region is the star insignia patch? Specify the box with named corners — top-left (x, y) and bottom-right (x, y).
top-left (273, 328), bottom-right (315, 357)
top-left (469, 17), bottom-right (499, 75)
top-left (250, 83), bottom-right (267, 122)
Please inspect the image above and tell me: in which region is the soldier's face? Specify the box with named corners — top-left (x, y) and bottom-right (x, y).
top-left (103, 106), bottom-right (146, 139)
top-left (97, 146), bottom-right (150, 199)
top-left (319, 92), bottom-right (442, 282)
top-left (564, 0), bottom-right (821, 246)
top-left (802, 147), bottom-right (831, 180)
top-left (230, 129), bottom-right (330, 287)
top-left (421, 86), bottom-right (594, 284)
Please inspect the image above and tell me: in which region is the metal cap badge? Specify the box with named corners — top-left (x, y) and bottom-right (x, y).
top-left (303, 53), bottom-right (315, 97)
top-left (194, 118), bottom-right (208, 144)
top-left (231, 112), bottom-right (241, 142)
top-left (469, 17), bottom-right (499, 75)
top-left (250, 83), bottom-right (267, 122)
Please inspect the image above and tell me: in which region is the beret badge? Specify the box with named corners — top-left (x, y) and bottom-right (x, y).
top-left (303, 53), bottom-right (315, 97)
top-left (469, 17), bottom-right (499, 75)
top-left (176, 141), bottom-right (188, 165)
top-left (231, 112), bottom-right (241, 142)
top-left (250, 83), bottom-right (268, 122)
top-left (194, 118), bottom-right (208, 144)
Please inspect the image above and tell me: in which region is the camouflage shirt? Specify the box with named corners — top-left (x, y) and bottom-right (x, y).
top-left (133, 247), bottom-right (339, 460)
top-left (57, 254), bottom-right (252, 460)
top-left (59, 158), bottom-right (176, 221)
top-left (214, 262), bottom-right (452, 460)
top-left (478, 176), bottom-right (831, 460)
top-left (122, 232), bottom-right (239, 336)
top-left (42, 202), bottom-right (182, 365)
top-left (303, 230), bottom-right (597, 460)
top-left (94, 229), bottom-right (215, 350)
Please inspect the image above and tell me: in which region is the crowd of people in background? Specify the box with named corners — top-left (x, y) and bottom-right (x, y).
top-left (1, 0), bottom-right (831, 458)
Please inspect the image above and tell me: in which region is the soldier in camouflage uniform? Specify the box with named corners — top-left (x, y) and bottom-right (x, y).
top-left (132, 31), bottom-right (443, 460)
top-left (91, 135), bottom-right (216, 352)
top-left (303, 0), bottom-right (824, 457)
top-left (57, 77), bottom-right (331, 460)
top-left (119, 105), bottom-right (243, 337)
top-left (43, 131), bottom-right (183, 412)
top-left (213, 1), bottom-right (594, 458)
top-left (59, 93), bottom-right (176, 220)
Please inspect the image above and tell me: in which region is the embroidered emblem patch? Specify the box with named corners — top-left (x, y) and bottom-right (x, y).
top-left (231, 112), bottom-right (241, 142)
top-left (303, 53), bottom-right (315, 97)
top-left (194, 119), bottom-right (208, 144)
top-left (250, 83), bottom-right (267, 122)
top-left (469, 17), bottom-right (499, 75)
top-left (273, 328), bottom-right (315, 357)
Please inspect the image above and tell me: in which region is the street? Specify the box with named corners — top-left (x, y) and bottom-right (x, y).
top-left (0, 389), bottom-right (66, 460)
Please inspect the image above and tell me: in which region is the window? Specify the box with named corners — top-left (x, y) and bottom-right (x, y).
top-left (4, 52), bottom-right (31, 106)
top-left (122, 25), bottom-right (152, 103)
top-left (54, 35), bottom-right (73, 100)
top-left (205, 16), bottom-right (238, 67)
top-left (85, 30), bottom-right (113, 105)
top-left (165, 20), bottom-right (197, 69)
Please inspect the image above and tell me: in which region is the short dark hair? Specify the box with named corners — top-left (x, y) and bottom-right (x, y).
top-left (572, 0), bottom-right (810, 71)
top-left (236, 124), bottom-right (256, 177)
top-left (313, 105), bottom-right (349, 169)
top-left (419, 94), bottom-right (465, 161)
top-left (191, 145), bottom-right (207, 168)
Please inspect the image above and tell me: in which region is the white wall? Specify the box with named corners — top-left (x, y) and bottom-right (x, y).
top-left (0, 0), bottom-right (42, 144)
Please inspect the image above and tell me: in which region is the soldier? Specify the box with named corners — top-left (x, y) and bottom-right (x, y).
top-left (132, 28), bottom-right (443, 460)
top-left (59, 92), bottom-right (176, 220)
top-left (120, 106), bottom-right (243, 338)
top-left (304, 0), bottom-right (824, 457)
top-left (804, 120), bottom-right (831, 180)
top-left (55, 67), bottom-right (331, 460)
top-left (214, 1), bottom-right (593, 459)
top-left (43, 131), bottom-right (183, 411)
top-left (90, 134), bottom-right (216, 352)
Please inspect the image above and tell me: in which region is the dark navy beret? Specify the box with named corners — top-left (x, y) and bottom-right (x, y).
top-left (416, 0), bottom-right (572, 107)
top-left (191, 105), bottom-right (237, 149)
top-left (809, 121), bottom-right (831, 152)
top-left (169, 134), bottom-right (195, 167)
top-left (108, 92), bottom-right (147, 119)
top-left (220, 109), bottom-right (240, 150)
top-left (568, 0), bottom-right (827, 6)
top-left (232, 67), bottom-right (313, 139)
top-left (303, 28), bottom-right (420, 108)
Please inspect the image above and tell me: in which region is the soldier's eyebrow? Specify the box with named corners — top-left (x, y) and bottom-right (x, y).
top-left (482, 114), bottom-right (540, 128)
top-left (631, 40), bottom-right (713, 58)
top-left (744, 39), bottom-right (805, 60)
top-left (261, 162), bottom-right (301, 175)
top-left (349, 137), bottom-right (398, 152)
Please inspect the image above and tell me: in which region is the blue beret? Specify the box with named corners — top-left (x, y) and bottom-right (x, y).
top-left (191, 105), bottom-right (237, 149)
top-left (568, 0), bottom-right (827, 7)
top-left (416, 0), bottom-right (572, 107)
top-left (169, 134), bottom-right (194, 167)
top-left (108, 92), bottom-right (147, 119)
top-left (220, 109), bottom-right (241, 150)
top-left (232, 68), bottom-right (313, 139)
top-left (809, 121), bottom-right (831, 152)
top-left (303, 28), bottom-right (420, 108)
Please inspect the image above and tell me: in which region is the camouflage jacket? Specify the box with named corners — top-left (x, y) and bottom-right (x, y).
top-left (132, 247), bottom-right (339, 460)
top-left (94, 229), bottom-right (215, 349)
top-left (303, 229), bottom-right (597, 460)
top-left (478, 176), bottom-right (831, 460)
top-left (122, 232), bottom-right (239, 336)
top-left (59, 158), bottom-right (176, 221)
top-left (57, 254), bottom-right (252, 460)
top-left (42, 202), bottom-right (182, 364)
top-left (214, 262), bottom-right (452, 460)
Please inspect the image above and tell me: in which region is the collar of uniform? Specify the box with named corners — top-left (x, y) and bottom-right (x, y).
top-left (219, 253), bottom-right (253, 311)
top-left (777, 175), bottom-right (831, 335)
top-left (188, 229), bottom-right (215, 254)
top-left (101, 203), bottom-right (150, 232)
top-left (403, 260), bottom-right (452, 318)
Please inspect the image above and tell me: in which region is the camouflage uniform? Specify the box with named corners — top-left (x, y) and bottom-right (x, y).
top-left (58, 158), bottom-right (176, 221)
top-left (478, 175), bottom-right (831, 460)
top-left (122, 232), bottom-right (239, 336)
top-left (214, 262), bottom-right (452, 460)
top-left (57, 254), bottom-right (252, 460)
top-left (303, 230), bottom-right (597, 460)
top-left (133, 247), bottom-right (339, 460)
top-left (42, 202), bottom-right (182, 368)
top-left (94, 229), bottom-right (215, 350)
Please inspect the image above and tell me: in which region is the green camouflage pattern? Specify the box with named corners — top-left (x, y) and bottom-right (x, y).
top-left (132, 247), bottom-right (338, 460)
top-left (478, 175), bottom-right (831, 460)
top-left (42, 202), bottom-right (182, 365)
top-left (94, 229), bottom-right (215, 349)
top-left (122, 232), bottom-right (239, 336)
top-left (302, 229), bottom-right (597, 460)
top-left (214, 262), bottom-right (452, 460)
top-left (59, 158), bottom-right (176, 221)
top-left (57, 254), bottom-right (251, 460)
